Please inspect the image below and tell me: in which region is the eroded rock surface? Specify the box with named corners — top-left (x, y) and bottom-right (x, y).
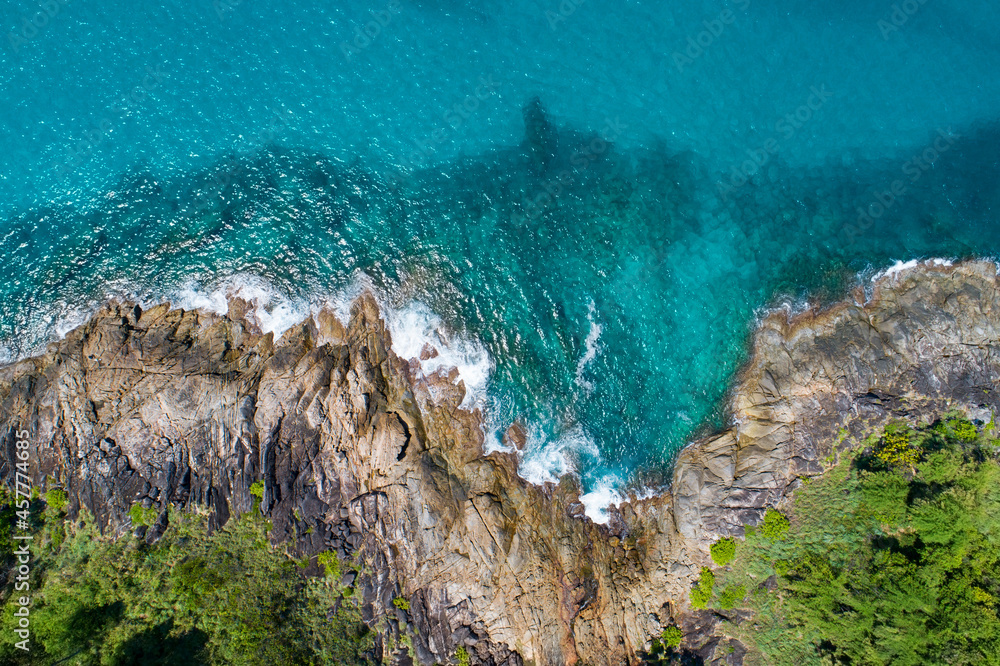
top-left (3, 260), bottom-right (1000, 665)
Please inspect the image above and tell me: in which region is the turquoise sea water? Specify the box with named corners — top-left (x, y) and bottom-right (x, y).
top-left (2, 0), bottom-right (1000, 517)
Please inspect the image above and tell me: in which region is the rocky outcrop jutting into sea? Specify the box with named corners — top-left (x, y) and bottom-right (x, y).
top-left (3, 260), bottom-right (1000, 665)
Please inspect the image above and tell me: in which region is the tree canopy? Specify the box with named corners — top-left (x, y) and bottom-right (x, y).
top-left (0, 495), bottom-right (374, 665)
top-left (708, 413), bottom-right (1000, 665)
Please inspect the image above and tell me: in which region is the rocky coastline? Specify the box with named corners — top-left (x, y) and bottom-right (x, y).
top-left (3, 259), bottom-right (1000, 665)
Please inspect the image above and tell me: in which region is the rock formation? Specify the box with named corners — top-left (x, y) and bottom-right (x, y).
top-left (2, 259), bottom-right (1000, 665)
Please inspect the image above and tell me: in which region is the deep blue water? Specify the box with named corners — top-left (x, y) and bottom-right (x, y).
top-left (2, 0), bottom-right (1000, 518)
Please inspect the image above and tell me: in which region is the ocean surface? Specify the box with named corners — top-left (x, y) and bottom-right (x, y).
top-left (2, 0), bottom-right (1000, 520)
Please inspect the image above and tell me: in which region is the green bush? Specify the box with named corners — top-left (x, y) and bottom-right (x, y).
top-left (128, 503), bottom-right (158, 527)
top-left (710, 537), bottom-right (736, 566)
top-left (661, 625), bottom-right (683, 649)
top-left (317, 550), bottom-right (342, 581)
top-left (874, 421), bottom-right (919, 468)
top-left (249, 480), bottom-right (264, 499)
top-left (758, 508), bottom-right (790, 540)
top-left (950, 418), bottom-right (978, 442)
top-left (456, 645), bottom-right (471, 666)
top-left (45, 488), bottom-right (68, 513)
top-left (393, 596), bottom-right (410, 611)
top-left (689, 566), bottom-right (715, 609)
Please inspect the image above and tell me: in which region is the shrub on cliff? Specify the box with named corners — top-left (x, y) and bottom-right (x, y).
top-left (758, 508), bottom-right (790, 540)
top-left (719, 415), bottom-right (1000, 665)
top-left (710, 537), bottom-right (736, 566)
top-left (874, 421), bottom-right (920, 469)
top-left (689, 567), bottom-right (715, 609)
top-left (128, 502), bottom-right (158, 527)
top-left (717, 584), bottom-right (746, 610)
top-left (661, 625), bottom-right (683, 649)
top-left (44, 488), bottom-right (68, 513)
top-left (317, 549), bottom-right (342, 580)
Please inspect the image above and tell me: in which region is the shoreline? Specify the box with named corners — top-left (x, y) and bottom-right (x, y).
top-left (3, 258), bottom-right (1000, 664)
top-left (1, 256), bottom-right (976, 520)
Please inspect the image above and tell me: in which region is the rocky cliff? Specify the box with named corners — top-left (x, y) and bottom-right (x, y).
top-left (2, 259), bottom-right (1000, 665)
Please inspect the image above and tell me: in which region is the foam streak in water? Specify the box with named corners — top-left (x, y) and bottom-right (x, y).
top-left (575, 300), bottom-right (602, 394)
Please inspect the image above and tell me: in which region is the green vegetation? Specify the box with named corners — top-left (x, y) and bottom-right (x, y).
top-left (0, 487), bottom-right (19, 564)
top-left (758, 508), bottom-right (790, 541)
top-left (717, 584), bottom-right (746, 610)
top-left (128, 503), bottom-right (159, 527)
top-left (0, 503), bottom-right (374, 665)
top-left (317, 549), bottom-right (342, 580)
top-left (393, 596), bottom-right (410, 611)
top-left (689, 566), bottom-right (715, 610)
top-left (710, 537), bottom-right (736, 566)
top-left (660, 625), bottom-right (683, 649)
top-left (44, 488), bottom-right (68, 513)
top-left (873, 421), bottom-right (919, 469)
top-left (716, 414), bottom-right (1000, 665)
top-left (455, 645), bottom-right (471, 666)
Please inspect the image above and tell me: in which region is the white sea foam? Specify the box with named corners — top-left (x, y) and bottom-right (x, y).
top-left (518, 424), bottom-right (631, 523)
top-left (575, 300), bottom-right (602, 393)
top-left (579, 475), bottom-right (624, 525)
top-left (328, 271), bottom-right (377, 325)
top-left (53, 304), bottom-right (101, 340)
top-left (4, 268), bottom-right (495, 419)
top-left (170, 274), bottom-right (494, 410)
top-left (875, 259), bottom-right (921, 280)
top-left (518, 424), bottom-right (600, 486)
top-left (482, 427), bottom-right (509, 455)
top-left (168, 274), bottom-right (315, 338)
top-left (384, 301), bottom-right (493, 411)
top-left (751, 295), bottom-right (813, 326)
top-left (871, 258), bottom-right (954, 283)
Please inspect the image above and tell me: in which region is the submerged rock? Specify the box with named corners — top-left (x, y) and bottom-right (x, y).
top-left (3, 259), bottom-right (1000, 664)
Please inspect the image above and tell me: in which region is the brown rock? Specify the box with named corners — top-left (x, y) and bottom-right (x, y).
top-left (503, 421), bottom-right (528, 451)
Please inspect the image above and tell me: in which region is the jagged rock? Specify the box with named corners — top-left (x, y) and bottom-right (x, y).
top-left (2, 260), bottom-right (1000, 664)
